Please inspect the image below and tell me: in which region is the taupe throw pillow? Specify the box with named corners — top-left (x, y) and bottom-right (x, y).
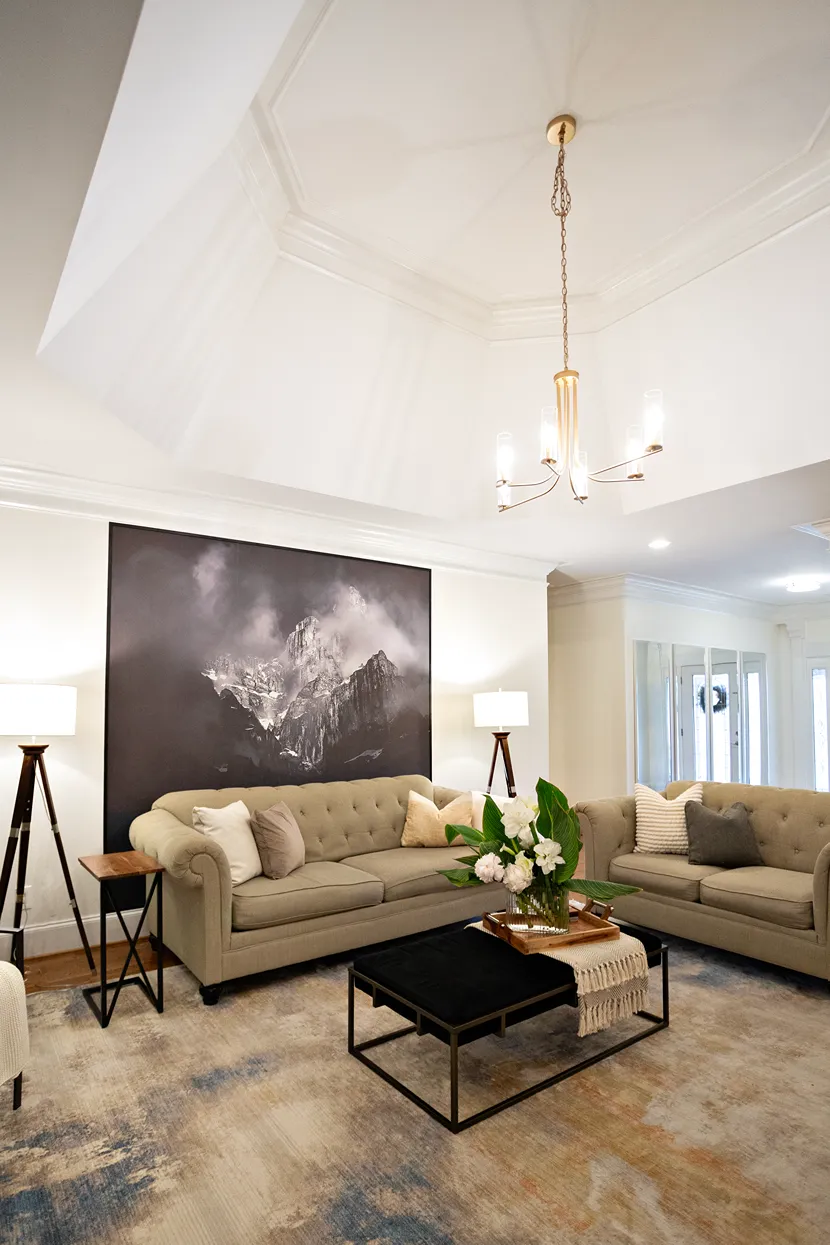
top-left (685, 801), bottom-right (763, 868)
top-left (251, 802), bottom-right (306, 879)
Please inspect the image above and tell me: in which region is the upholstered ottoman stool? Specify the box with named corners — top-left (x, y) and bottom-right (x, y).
top-left (0, 958), bottom-right (28, 1109)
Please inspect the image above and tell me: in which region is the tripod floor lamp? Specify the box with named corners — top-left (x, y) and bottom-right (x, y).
top-left (0, 684), bottom-right (95, 971)
top-left (473, 690), bottom-right (529, 800)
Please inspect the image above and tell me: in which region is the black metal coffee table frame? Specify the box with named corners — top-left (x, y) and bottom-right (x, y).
top-left (348, 925), bottom-right (668, 1133)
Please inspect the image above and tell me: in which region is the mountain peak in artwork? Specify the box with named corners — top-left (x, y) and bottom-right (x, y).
top-left (201, 584), bottom-right (424, 776)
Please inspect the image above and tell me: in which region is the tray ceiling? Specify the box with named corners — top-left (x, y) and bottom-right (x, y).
top-left (263, 0), bottom-right (830, 315)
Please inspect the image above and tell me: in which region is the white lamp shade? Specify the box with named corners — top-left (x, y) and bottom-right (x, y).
top-left (473, 691), bottom-right (529, 729)
top-left (0, 685), bottom-right (77, 737)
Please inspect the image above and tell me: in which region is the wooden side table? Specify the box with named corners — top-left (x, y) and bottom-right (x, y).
top-left (78, 850), bottom-right (164, 1028)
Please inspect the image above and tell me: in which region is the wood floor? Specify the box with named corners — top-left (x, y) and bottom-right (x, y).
top-left (23, 938), bottom-right (179, 994)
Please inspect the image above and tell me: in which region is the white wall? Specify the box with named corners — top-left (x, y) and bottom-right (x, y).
top-left (0, 504), bottom-right (549, 955)
top-left (548, 592), bottom-right (628, 802)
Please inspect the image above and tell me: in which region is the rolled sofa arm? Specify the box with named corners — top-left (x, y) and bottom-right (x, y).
top-left (575, 796), bottom-right (636, 881)
top-left (130, 809), bottom-right (230, 889)
top-left (813, 841), bottom-right (830, 948)
top-left (130, 808), bottom-right (232, 985)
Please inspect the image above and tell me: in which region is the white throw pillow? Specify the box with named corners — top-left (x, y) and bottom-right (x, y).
top-left (192, 800), bottom-right (262, 885)
top-left (471, 790), bottom-right (509, 832)
top-left (634, 783), bottom-right (703, 854)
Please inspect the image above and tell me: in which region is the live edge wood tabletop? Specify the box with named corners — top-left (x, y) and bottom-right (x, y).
top-left (78, 850), bottom-right (164, 882)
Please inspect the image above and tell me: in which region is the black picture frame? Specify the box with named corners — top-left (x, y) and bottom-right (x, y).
top-left (104, 523), bottom-right (432, 905)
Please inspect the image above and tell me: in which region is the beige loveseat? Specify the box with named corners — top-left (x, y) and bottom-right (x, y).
top-left (577, 780), bottom-right (830, 980)
top-left (130, 774), bottom-right (500, 1001)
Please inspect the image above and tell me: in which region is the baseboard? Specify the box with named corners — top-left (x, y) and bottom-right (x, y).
top-left (0, 909), bottom-right (143, 959)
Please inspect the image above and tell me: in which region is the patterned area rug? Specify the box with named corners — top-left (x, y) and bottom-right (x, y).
top-left (1, 936), bottom-right (828, 1245)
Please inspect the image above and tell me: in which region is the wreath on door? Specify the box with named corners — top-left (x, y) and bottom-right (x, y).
top-left (698, 683), bottom-right (728, 714)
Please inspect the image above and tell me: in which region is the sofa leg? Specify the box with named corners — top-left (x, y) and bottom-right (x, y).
top-left (13, 1072), bottom-right (22, 1110)
top-left (199, 984), bottom-right (222, 1006)
top-left (148, 932), bottom-right (162, 955)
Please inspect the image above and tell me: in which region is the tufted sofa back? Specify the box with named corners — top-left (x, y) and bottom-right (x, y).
top-left (665, 781), bottom-right (830, 873)
top-left (153, 775), bottom-right (462, 862)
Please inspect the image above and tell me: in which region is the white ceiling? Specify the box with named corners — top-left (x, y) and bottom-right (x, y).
top-left (22, 0), bottom-right (830, 600)
top-left (267, 0), bottom-right (830, 306)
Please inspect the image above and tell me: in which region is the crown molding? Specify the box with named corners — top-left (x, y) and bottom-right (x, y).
top-left (277, 213), bottom-right (491, 337)
top-left (0, 461), bottom-right (553, 582)
top-left (549, 573), bottom-right (777, 620)
top-left (807, 518), bottom-right (830, 541)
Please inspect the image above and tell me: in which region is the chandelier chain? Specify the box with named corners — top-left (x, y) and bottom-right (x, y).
top-left (550, 127), bottom-right (571, 369)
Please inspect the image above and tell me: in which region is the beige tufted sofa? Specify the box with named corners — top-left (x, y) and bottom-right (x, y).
top-left (130, 774), bottom-right (501, 1000)
top-left (577, 781), bottom-right (830, 979)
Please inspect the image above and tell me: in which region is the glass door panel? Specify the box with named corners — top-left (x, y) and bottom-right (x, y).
top-left (711, 649), bottom-right (739, 782)
top-left (674, 646), bottom-right (707, 781)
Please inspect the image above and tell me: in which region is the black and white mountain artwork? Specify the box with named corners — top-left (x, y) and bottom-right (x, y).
top-left (105, 525), bottom-right (431, 862)
top-left (202, 586), bottom-right (418, 775)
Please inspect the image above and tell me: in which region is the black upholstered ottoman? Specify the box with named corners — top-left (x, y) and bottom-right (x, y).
top-left (348, 923), bottom-right (668, 1132)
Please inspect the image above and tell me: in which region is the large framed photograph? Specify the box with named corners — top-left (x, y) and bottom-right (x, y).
top-left (105, 523), bottom-right (431, 863)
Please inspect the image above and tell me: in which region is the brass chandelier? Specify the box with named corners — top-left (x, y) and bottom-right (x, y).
top-left (496, 115), bottom-right (665, 511)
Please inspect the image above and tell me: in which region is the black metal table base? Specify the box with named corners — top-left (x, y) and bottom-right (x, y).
top-left (83, 873), bottom-right (163, 1028)
top-left (348, 943), bottom-right (669, 1133)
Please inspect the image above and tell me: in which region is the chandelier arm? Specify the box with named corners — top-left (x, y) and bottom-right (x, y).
top-left (505, 471), bottom-right (560, 490)
top-left (499, 472), bottom-right (562, 512)
top-left (588, 447), bottom-right (663, 478)
top-left (588, 474), bottom-right (645, 484)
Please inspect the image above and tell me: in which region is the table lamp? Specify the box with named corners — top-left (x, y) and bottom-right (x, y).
top-left (0, 684), bottom-right (94, 970)
top-left (473, 690), bottom-right (529, 799)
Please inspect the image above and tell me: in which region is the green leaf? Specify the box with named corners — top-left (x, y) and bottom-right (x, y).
top-left (444, 823), bottom-right (483, 847)
top-left (481, 795), bottom-right (506, 842)
top-left (456, 855), bottom-right (480, 867)
top-left (478, 839), bottom-right (503, 856)
top-left (437, 868), bottom-right (483, 888)
top-left (534, 780), bottom-right (553, 840)
top-left (568, 878), bottom-right (642, 900)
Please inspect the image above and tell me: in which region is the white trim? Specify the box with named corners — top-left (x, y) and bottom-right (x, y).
top-left (549, 573), bottom-right (777, 619)
top-left (277, 213), bottom-right (491, 338)
top-left (2, 909), bottom-right (142, 960)
top-left (0, 461), bottom-right (553, 582)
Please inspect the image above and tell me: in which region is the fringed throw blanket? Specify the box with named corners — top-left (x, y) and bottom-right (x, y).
top-left (471, 923), bottom-right (650, 1037)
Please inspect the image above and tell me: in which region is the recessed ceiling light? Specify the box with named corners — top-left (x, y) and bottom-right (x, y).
top-left (648, 538), bottom-right (671, 550)
top-left (786, 576), bottom-right (822, 593)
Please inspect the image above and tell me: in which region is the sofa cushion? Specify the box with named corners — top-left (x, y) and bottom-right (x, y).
top-left (609, 852), bottom-right (725, 902)
top-left (342, 847), bottom-right (475, 902)
top-left (700, 867), bottom-right (814, 930)
top-left (231, 862), bottom-right (383, 930)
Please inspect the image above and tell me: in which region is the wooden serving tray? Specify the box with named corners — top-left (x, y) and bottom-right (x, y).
top-left (482, 903), bottom-right (620, 955)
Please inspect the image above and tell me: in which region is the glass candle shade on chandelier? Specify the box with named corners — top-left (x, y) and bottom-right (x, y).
top-left (496, 115), bottom-right (665, 511)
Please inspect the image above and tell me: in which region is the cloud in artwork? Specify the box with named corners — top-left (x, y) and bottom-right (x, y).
top-left (193, 546), bottom-right (226, 608)
top-left (318, 582), bottom-right (427, 677)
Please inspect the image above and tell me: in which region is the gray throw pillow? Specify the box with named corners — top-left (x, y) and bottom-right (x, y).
top-left (251, 802), bottom-right (306, 879)
top-left (685, 801), bottom-right (762, 868)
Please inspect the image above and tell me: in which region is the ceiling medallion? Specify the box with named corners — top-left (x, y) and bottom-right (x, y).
top-left (496, 115), bottom-right (665, 511)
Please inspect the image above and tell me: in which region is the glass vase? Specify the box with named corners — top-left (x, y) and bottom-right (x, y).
top-left (506, 882), bottom-right (570, 935)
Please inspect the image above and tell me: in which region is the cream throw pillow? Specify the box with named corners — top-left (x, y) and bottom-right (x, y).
top-left (634, 783), bottom-right (703, 854)
top-left (401, 790), bottom-right (473, 848)
top-left (471, 790), bottom-right (508, 832)
top-left (192, 800), bottom-right (262, 885)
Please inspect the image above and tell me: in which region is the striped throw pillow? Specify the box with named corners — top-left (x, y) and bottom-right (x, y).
top-left (634, 783), bottom-right (703, 854)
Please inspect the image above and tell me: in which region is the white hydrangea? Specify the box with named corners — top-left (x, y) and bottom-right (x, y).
top-left (503, 851), bottom-right (534, 893)
top-left (535, 838), bottom-right (565, 875)
top-left (474, 852), bottom-right (505, 884)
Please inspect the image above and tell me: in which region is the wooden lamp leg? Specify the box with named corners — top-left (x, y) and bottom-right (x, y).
top-left (486, 732), bottom-right (517, 799)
